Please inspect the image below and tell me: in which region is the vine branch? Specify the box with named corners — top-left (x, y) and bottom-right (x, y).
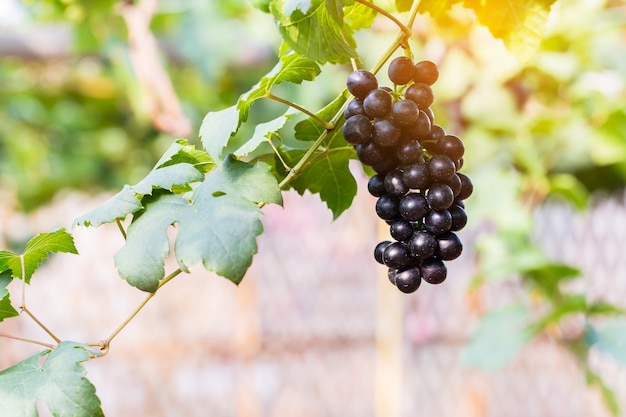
top-left (265, 93), bottom-right (335, 130)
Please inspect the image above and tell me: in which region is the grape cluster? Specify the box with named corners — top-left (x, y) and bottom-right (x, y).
top-left (342, 56), bottom-right (473, 294)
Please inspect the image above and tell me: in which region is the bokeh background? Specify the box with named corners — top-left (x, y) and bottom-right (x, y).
top-left (1, 0), bottom-right (626, 416)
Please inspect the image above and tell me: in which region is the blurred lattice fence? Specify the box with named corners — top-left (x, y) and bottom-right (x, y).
top-left (1, 175), bottom-right (626, 417)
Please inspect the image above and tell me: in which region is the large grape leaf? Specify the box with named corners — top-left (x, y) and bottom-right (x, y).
top-left (418, 0), bottom-right (558, 62)
top-left (115, 157), bottom-right (283, 292)
top-left (284, 147), bottom-right (357, 219)
top-left (0, 341), bottom-right (103, 417)
top-left (0, 271), bottom-right (18, 323)
top-left (0, 228), bottom-right (78, 284)
top-left (74, 140), bottom-right (209, 228)
top-left (270, 0), bottom-right (357, 63)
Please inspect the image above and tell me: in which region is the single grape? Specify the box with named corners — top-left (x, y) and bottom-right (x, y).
top-left (424, 209), bottom-right (452, 235)
top-left (342, 114), bottom-right (373, 145)
top-left (391, 99), bottom-right (420, 126)
top-left (371, 149), bottom-right (401, 174)
top-left (406, 83), bottom-right (434, 109)
top-left (374, 240), bottom-right (392, 264)
top-left (428, 124), bottom-right (446, 141)
top-left (390, 219), bottom-right (414, 241)
top-left (447, 174), bottom-right (462, 197)
top-left (383, 241), bottom-right (411, 269)
top-left (426, 183), bottom-right (455, 211)
top-left (384, 169), bottom-right (409, 197)
top-left (397, 140), bottom-right (422, 166)
top-left (435, 134), bottom-right (465, 161)
top-left (344, 99), bottom-right (366, 119)
top-left (376, 194), bottom-right (400, 221)
top-left (402, 162), bottom-right (431, 190)
top-left (395, 266), bottom-right (422, 293)
top-left (456, 172), bottom-right (474, 200)
top-left (428, 154), bottom-right (456, 183)
top-left (363, 88), bottom-right (392, 119)
top-left (373, 118), bottom-right (401, 147)
top-left (413, 60), bottom-right (439, 85)
top-left (423, 107), bottom-right (435, 124)
top-left (399, 192), bottom-right (429, 221)
top-left (388, 268), bottom-right (397, 285)
top-left (420, 257), bottom-right (447, 284)
top-left (408, 229), bottom-right (437, 259)
top-left (388, 56), bottom-right (416, 86)
top-left (367, 174), bottom-right (387, 197)
top-left (356, 141), bottom-right (384, 166)
top-left (436, 232), bottom-right (463, 260)
top-left (449, 204), bottom-right (468, 231)
top-left (347, 70), bottom-right (378, 99)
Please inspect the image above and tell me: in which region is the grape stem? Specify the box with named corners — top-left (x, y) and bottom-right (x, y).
top-left (278, 0), bottom-right (422, 191)
top-left (94, 267), bottom-right (183, 356)
top-left (116, 218), bottom-right (127, 240)
top-left (355, 0), bottom-right (412, 38)
top-left (0, 333), bottom-right (56, 349)
top-left (265, 93), bottom-right (335, 130)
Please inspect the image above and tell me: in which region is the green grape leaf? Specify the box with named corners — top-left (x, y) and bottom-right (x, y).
top-left (462, 305), bottom-right (533, 370)
top-left (285, 0), bottom-right (315, 15)
top-left (0, 271), bottom-right (18, 323)
top-left (344, 0), bottom-right (377, 32)
top-left (285, 147), bottom-right (357, 219)
top-left (419, 0), bottom-right (557, 62)
top-left (0, 341), bottom-right (103, 417)
top-left (234, 112), bottom-right (292, 157)
top-left (395, 0), bottom-right (413, 12)
top-left (270, 0), bottom-right (357, 63)
top-left (200, 105), bottom-right (241, 164)
top-left (0, 229), bottom-right (78, 284)
top-left (74, 141), bottom-right (208, 228)
top-left (294, 94), bottom-right (347, 142)
top-left (238, 52), bottom-right (322, 123)
top-left (115, 157), bottom-right (282, 292)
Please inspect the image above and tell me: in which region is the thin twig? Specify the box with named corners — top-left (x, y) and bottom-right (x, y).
top-left (116, 218), bottom-right (127, 240)
top-left (19, 254), bottom-right (61, 344)
top-left (265, 93), bottom-right (335, 130)
top-left (0, 333), bottom-right (56, 349)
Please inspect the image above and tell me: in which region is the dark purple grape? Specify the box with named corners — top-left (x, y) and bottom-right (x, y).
top-left (423, 107), bottom-right (435, 124)
top-left (376, 194), bottom-right (400, 220)
top-left (413, 60), bottom-right (439, 85)
top-left (356, 141), bottom-right (384, 166)
top-left (457, 172), bottom-right (473, 200)
top-left (347, 70), bottom-right (378, 99)
top-left (391, 99), bottom-right (420, 126)
top-left (390, 219), bottom-right (414, 241)
top-left (399, 193), bottom-right (429, 221)
top-left (428, 154), bottom-right (456, 182)
top-left (373, 118), bottom-right (401, 147)
top-left (435, 134), bottom-right (465, 161)
top-left (383, 241), bottom-right (411, 269)
top-left (371, 149), bottom-right (400, 174)
top-left (344, 99), bottom-right (366, 119)
top-left (447, 174), bottom-right (462, 197)
top-left (363, 88), bottom-right (392, 119)
top-left (436, 232), bottom-right (463, 260)
top-left (455, 158), bottom-right (464, 171)
top-left (449, 204), bottom-right (468, 231)
top-left (406, 83), bottom-right (434, 109)
top-left (402, 110), bottom-right (432, 141)
top-left (420, 257), bottom-right (447, 284)
top-left (384, 169), bottom-right (409, 197)
top-left (367, 174), bottom-right (386, 197)
top-left (374, 240), bottom-right (392, 264)
top-left (424, 209), bottom-right (452, 235)
top-left (388, 268), bottom-right (397, 285)
top-left (388, 56), bottom-right (416, 86)
top-left (395, 266), bottom-right (422, 293)
top-left (408, 229), bottom-right (437, 259)
top-left (342, 114), bottom-right (373, 145)
top-left (402, 162), bottom-right (431, 189)
top-left (426, 183), bottom-right (455, 211)
top-left (397, 140), bottom-right (422, 166)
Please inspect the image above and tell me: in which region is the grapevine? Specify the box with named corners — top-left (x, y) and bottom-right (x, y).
top-left (343, 56), bottom-right (473, 293)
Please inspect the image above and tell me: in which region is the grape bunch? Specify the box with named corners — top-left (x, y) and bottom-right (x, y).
top-left (342, 56), bottom-right (473, 294)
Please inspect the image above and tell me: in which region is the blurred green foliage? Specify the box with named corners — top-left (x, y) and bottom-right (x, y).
top-left (0, 0), bottom-right (280, 210)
